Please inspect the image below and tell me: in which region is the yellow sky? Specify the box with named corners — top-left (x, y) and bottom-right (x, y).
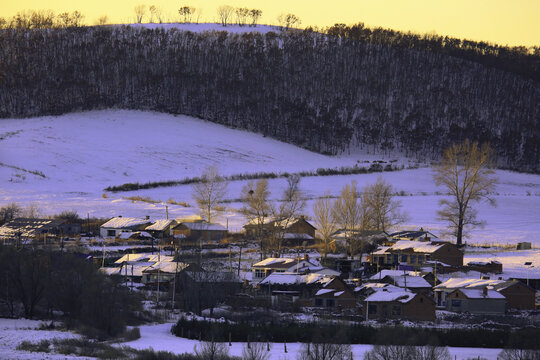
top-left (1, 0), bottom-right (539, 46)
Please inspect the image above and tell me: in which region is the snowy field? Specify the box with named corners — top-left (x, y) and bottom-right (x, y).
top-left (0, 318), bottom-right (505, 359)
top-left (122, 322), bottom-right (503, 360)
top-left (2, 110), bottom-right (539, 247)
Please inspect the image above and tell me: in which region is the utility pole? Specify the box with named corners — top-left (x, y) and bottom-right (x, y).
top-left (166, 205), bottom-right (169, 220)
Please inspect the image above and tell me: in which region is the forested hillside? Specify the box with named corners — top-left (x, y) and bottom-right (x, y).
top-left (0, 26), bottom-right (538, 170)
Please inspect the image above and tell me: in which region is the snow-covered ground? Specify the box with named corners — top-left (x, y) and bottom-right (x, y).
top-left (0, 318), bottom-right (84, 359)
top-left (0, 317), bottom-right (506, 359)
top-left (2, 110), bottom-right (539, 247)
top-left (122, 321), bottom-right (503, 359)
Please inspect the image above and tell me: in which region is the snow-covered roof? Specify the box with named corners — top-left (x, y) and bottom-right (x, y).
top-left (101, 217), bottom-right (151, 229)
top-left (99, 267), bottom-right (122, 275)
top-left (457, 289), bottom-right (506, 299)
top-left (364, 287), bottom-right (416, 303)
top-left (387, 240), bottom-right (445, 253)
top-left (435, 278), bottom-right (507, 290)
top-left (114, 253), bottom-right (173, 264)
top-left (369, 270), bottom-right (431, 288)
top-left (143, 260), bottom-right (190, 274)
top-left (259, 272), bottom-right (334, 286)
top-left (0, 218), bottom-right (65, 237)
top-left (118, 231), bottom-right (153, 239)
top-left (180, 222), bottom-right (226, 231)
top-left (146, 219), bottom-right (175, 231)
top-left (283, 233), bottom-right (314, 240)
top-left (372, 246), bottom-right (391, 255)
top-left (369, 270), bottom-right (422, 280)
top-left (253, 257), bottom-right (318, 270)
top-left (334, 291), bottom-right (345, 297)
top-left (315, 289), bottom-right (335, 296)
top-left (390, 230), bottom-right (439, 240)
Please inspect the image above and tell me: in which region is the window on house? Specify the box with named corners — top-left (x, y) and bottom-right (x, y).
top-left (314, 298), bottom-right (323, 307)
top-left (368, 304), bottom-right (377, 314)
top-left (393, 254), bottom-right (399, 264)
top-left (410, 255), bottom-right (417, 264)
top-left (418, 255), bottom-right (424, 263)
top-left (391, 305), bottom-right (401, 315)
top-left (326, 299), bottom-right (335, 308)
top-left (107, 230), bottom-right (115, 237)
top-left (255, 269), bottom-right (266, 278)
top-left (386, 254), bottom-right (392, 263)
top-left (451, 300), bottom-right (462, 307)
top-left (401, 254), bottom-right (408, 263)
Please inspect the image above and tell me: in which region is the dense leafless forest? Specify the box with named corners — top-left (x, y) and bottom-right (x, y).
top-left (0, 25), bottom-right (538, 170)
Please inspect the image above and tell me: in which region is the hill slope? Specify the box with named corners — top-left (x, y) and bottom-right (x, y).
top-left (1, 26), bottom-right (538, 170)
top-left (1, 110), bottom-right (540, 245)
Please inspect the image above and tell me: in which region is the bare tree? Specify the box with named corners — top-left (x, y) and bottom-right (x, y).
top-left (277, 13), bottom-right (301, 30)
top-left (134, 5), bottom-right (146, 23)
top-left (433, 140), bottom-right (497, 246)
top-left (149, 5), bottom-right (163, 23)
top-left (192, 166), bottom-right (228, 224)
top-left (313, 193), bottom-right (337, 259)
top-left (498, 348), bottom-right (540, 360)
top-left (194, 339), bottom-right (230, 360)
top-left (364, 344), bottom-right (451, 360)
top-left (240, 179), bottom-right (272, 259)
top-left (249, 9), bottom-right (262, 27)
top-left (332, 182), bottom-right (362, 256)
top-left (94, 15), bottom-right (109, 26)
top-left (235, 7), bottom-right (249, 26)
top-left (298, 342), bottom-right (353, 360)
top-left (242, 342), bottom-right (271, 360)
top-left (363, 176), bottom-right (406, 232)
top-left (271, 174), bottom-right (306, 255)
top-left (178, 6), bottom-right (195, 23)
top-left (22, 203), bottom-right (40, 219)
top-left (217, 5), bottom-right (234, 26)
top-left (0, 203), bottom-right (22, 225)
top-left (193, 8), bottom-right (203, 24)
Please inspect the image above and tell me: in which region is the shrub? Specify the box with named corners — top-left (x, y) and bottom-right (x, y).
top-left (498, 348), bottom-right (540, 360)
top-left (16, 340), bottom-right (51, 353)
top-left (194, 340), bottom-right (231, 360)
top-left (242, 342), bottom-right (271, 360)
top-left (298, 342), bottom-right (353, 360)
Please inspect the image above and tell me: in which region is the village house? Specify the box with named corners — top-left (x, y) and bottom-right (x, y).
top-left (251, 255), bottom-right (322, 283)
top-left (104, 253), bottom-right (174, 283)
top-left (466, 260), bottom-right (503, 274)
top-left (0, 217), bottom-right (79, 242)
top-left (142, 261), bottom-right (201, 286)
top-left (244, 216), bottom-right (316, 244)
top-left (172, 220), bottom-right (227, 243)
top-left (145, 219), bottom-right (177, 240)
top-left (388, 229), bottom-right (439, 243)
top-left (256, 272), bottom-right (335, 308)
top-left (434, 278), bottom-right (535, 310)
top-left (330, 229), bottom-right (390, 249)
top-left (445, 288), bottom-right (506, 315)
top-left (100, 216), bottom-right (152, 238)
top-left (312, 276), bottom-right (357, 310)
top-left (370, 240), bottom-right (463, 269)
top-left (369, 270), bottom-right (433, 294)
top-left (364, 286), bottom-right (435, 322)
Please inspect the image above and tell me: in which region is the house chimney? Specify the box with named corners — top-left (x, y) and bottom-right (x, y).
top-left (482, 287), bottom-right (488, 297)
top-left (118, 215), bottom-right (122, 218)
top-left (146, 215), bottom-right (150, 220)
top-left (304, 254), bottom-right (309, 261)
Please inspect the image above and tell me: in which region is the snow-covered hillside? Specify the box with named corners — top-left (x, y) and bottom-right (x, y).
top-left (1, 110), bottom-right (540, 246)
